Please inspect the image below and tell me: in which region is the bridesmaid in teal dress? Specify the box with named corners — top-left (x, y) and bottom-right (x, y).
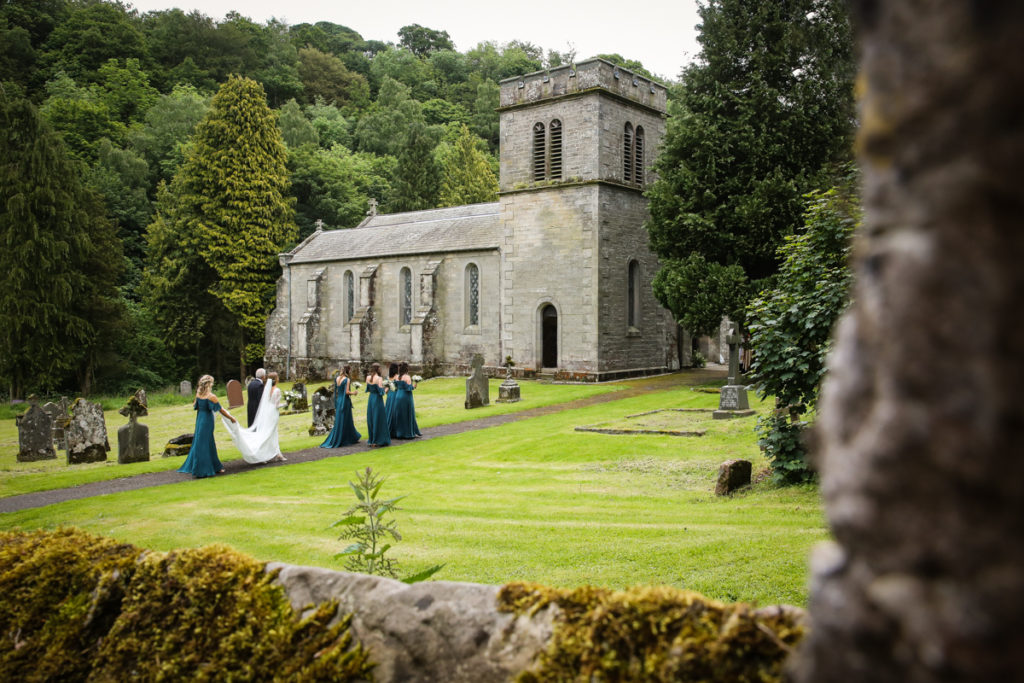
top-left (393, 361), bottom-right (421, 439)
top-left (321, 365), bottom-right (361, 447)
top-left (384, 362), bottom-right (399, 438)
top-left (365, 363), bottom-right (391, 447)
top-left (178, 374), bottom-right (236, 478)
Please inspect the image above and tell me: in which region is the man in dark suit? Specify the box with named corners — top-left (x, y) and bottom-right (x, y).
top-left (246, 368), bottom-right (266, 427)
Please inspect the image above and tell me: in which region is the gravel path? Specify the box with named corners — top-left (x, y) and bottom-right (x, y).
top-left (0, 368), bottom-right (726, 514)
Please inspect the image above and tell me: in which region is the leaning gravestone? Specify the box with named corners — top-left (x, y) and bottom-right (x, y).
top-left (226, 379), bottom-right (244, 409)
top-left (309, 386), bottom-right (335, 436)
top-left (66, 398), bottom-right (109, 464)
top-left (16, 396), bottom-right (56, 462)
top-left (713, 325), bottom-right (755, 419)
top-left (715, 459), bottom-right (752, 495)
top-left (179, 380), bottom-right (192, 397)
top-left (117, 389), bottom-right (150, 464)
top-left (162, 433), bottom-right (193, 458)
top-left (465, 354), bottom-right (490, 409)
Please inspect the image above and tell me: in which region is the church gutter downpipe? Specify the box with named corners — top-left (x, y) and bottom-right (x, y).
top-left (286, 261), bottom-right (292, 381)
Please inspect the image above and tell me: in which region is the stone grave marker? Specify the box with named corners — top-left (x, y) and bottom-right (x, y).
top-left (465, 354), bottom-right (490, 409)
top-left (309, 386), bottom-right (335, 436)
top-left (290, 382), bottom-right (309, 411)
top-left (496, 357), bottom-right (521, 403)
top-left (117, 388), bottom-right (150, 464)
top-left (179, 380), bottom-right (192, 396)
top-left (713, 325), bottom-right (755, 419)
top-left (16, 396), bottom-right (56, 462)
top-left (226, 379), bottom-right (244, 409)
top-left (41, 397), bottom-right (70, 450)
top-left (66, 398), bottom-right (109, 464)
top-left (715, 459), bottom-right (752, 495)
top-left (163, 433), bottom-right (193, 458)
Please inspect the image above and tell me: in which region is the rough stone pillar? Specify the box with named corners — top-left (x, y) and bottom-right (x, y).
top-left (793, 3), bottom-right (1024, 681)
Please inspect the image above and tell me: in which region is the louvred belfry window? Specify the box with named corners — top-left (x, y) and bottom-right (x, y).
top-left (624, 123), bottom-right (634, 183)
top-left (634, 126), bottom-right (645, 187)
top-left (549, 120), bottom-right (562, 179)
top-left (533, 122), bottom-right (546, 181)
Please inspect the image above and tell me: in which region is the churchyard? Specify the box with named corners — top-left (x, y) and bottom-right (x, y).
top-left (0, 373), bottom-right (825, 606)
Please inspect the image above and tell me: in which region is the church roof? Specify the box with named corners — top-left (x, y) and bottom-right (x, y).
top-left (286, 202), bottom-right (501, 264)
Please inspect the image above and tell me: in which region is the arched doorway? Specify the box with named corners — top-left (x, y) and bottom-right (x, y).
top-left (541, 304), bottom-right (558, 368)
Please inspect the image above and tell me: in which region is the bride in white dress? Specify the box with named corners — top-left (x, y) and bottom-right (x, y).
top-left (222, 371), bottom-right (285, 463)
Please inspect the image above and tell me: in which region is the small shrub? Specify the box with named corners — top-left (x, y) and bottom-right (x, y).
top-left (755, 414), bottom-right (813, 484)
top-left (690, 351), bottom-right (707, 368)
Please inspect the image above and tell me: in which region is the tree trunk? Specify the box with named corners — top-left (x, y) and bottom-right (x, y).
top-left (793, 2), bottom-right (1024, 681)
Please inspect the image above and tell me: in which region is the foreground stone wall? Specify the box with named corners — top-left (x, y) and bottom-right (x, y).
top-left (793, 2), bottom-right (1024, 681)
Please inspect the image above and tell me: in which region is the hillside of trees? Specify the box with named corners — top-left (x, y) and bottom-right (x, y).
top-left (0, 0), bottom-right (660, 397)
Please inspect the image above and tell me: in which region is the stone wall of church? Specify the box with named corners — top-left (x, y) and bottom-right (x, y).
top-left (596, 184), bottom-right (678, 375)
top-left (265, 251), bottom-right (501, 380)
top-left (499, 185), bottom-right (600, 374)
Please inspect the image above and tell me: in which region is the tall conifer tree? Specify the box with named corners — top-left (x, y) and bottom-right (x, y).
top-left (0, 89), bottom-right (122, 397)
top-left (146, 76), bottom-right (296, 376)
top-left (645, 0), bottom-right (855, 334)
top-left (387, 120), bottom-right (440, 212)
top-left (438, 124), bottom-right (498, 207)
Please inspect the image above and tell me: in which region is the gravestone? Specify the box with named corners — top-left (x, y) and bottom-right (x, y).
top-left (16, 396), bottom-right (56, 462)
top-left (465, 354), bottom-right (489, 409)
top-left (117, 389), bottom-right (150, 464)
top-left (290, 382), bottom-right (309, 411)
top-left (496, 358), bottom-right (521, 403)
top-left (41, 397), bottom-right (70, 450)
top-left (66, 398), bottom-right (109, 464)
top-left (309, 386), bottom-right (335, 436)
top-left (226, 379), bottom-right (244, 409)
top-left (179, 380), bottom-right (192, 397)
top-left (715, 459), bottom-right (752, 495)
top-left (713, 325), bottom-right (755, 419)
top-left (162, 433), bottom-right (193, 458)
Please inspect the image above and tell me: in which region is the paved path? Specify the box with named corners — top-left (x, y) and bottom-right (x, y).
top-left (0, 369), bottom-right (726, 514)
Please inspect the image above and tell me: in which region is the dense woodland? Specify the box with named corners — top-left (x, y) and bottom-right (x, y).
top-left (0, 0), bottom-right (659, 398)
top-left (0, 0), bottom-right (854, 413)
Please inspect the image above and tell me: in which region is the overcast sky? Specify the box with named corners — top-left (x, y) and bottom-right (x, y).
top-left (125, 0), bottom-right (702, 82)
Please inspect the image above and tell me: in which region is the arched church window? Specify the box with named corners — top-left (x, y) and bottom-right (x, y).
top-left (345, 270), bottom-right (354, 323)
top-left (400, 267), bottom-right (412, 326)
top-left (634, 126), bottom-right (645, 187)
top-left (549, 119), bottom-right (562, 180)
top-left (623, 123), bottom-right (634, 183)
top-left (465, 263), bottom-right (480, 326)
top-left (628, 259), bottom-right (640, 328)
top-left (532, 122), bottom-right (546, 181)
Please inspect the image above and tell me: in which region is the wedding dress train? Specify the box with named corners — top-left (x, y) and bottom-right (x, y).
top-left (222, 378), bottom-right (283, 464)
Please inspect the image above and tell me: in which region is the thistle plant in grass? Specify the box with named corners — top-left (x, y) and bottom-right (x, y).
top-left (332, 467), bottom-right (442, 583)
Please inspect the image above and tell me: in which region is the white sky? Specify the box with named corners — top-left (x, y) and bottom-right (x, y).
top-left (125, 0), bottom-right (702, 82)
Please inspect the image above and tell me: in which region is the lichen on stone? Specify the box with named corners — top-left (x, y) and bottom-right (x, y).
top-left (0, 528), bottom-right (374, 681)
top-left (498, 581), bottom-right (805, 682)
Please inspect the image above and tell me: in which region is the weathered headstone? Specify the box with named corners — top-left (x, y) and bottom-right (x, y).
top-left (226, 379), bottom-right (244, 409)
top-left (179, 380), bottom-right (192, 397)
top-left (496, 358), bottom-right (521, 403)
top-left (465, 354), bottom-right (489, 409)
top-left (715, 459), bottom-right (752, 495)
top-left (40, 397), bottom-right (70, 450)
top-left (309, 386), bottom-right (335, 436)
top-left (162, 433), bottom-right (193, 458)
top-left (291, 382), bottom-right (309, 411)
top-left (117, 389), bottom-right (150, 464)
top-left (16, 396), bottom-right (56, 462)
top-left (66, 398), bottom-right (109, 464)
top-left (713, 325), bottom-right (755, 419)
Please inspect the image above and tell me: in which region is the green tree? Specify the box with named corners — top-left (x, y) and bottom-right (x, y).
top-left (152, 76), bottom-right (297, 375)
top-left (387, 120), bottom-right (440, 212)
top-left (747, 176), bottom-right (859, 483)
top-left (645, 0), bottom-right (855, 333)
top-left (0, 91), bottom-right (122, 397)
top-left (438, 124), bottom-right (498, 207)
top-left (40, 1), bottom-right (146, 85)
top-left (132, 84), bottom-right (210, 186)
top-left (306, 99), bottom-right (352, 149)
top-left (39, 71), bottom-right (125, 163)
top-left (297, 46), bottom-right (369, 108)
top-left (353, 77), bottom-right (427, 156)
top-left (95, 57), bottom-right (158, 125)
top-left (397, 24), bottom-right (454, 57)
top-left (277, 98), bottom-right (318, 148)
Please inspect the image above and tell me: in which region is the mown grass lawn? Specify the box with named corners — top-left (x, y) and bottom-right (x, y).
top-left (0, 373), bottom-right (827, 606)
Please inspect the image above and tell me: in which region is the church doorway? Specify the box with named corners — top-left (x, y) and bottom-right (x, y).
top-left (541, 304), bottom-right (558, 368)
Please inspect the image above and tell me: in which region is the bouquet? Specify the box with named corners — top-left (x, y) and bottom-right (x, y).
top-left (411, 375), bottom-right (423, 383)
top-left (386, 379), bottom-right (396, 392)
top-left (350, 381), bottom-right (361, 394)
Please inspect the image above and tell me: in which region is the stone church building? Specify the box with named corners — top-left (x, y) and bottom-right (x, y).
top-left (265, 58), bottom-right (692, 381)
